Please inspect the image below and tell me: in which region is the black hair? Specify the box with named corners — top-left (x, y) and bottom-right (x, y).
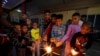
top-left (72, 12), bottom-right (80, 16)
top-left (51, 14), bottom-right (57, 17)
top-left (44, 10), bottom-right (51, 14)
top-left (31, 22), bottom-right (38, 26)
top-left (81, 15), bottom-right (87, 18)
top-left (13, 22), bottom-right (20, 26)
top-left (82, 23), bottom-right (91, 29)
top-left (12, 23), bottom-right (21, 30)
top-left (21, 24), bottom-right (27, 27)
top-left (56, 14), bottom-right (63, 20)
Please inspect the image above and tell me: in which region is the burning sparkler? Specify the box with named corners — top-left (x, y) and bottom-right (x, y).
top-left (41, 42), bottom-right (60, 56)
top-left (71, 48), bottom-right (79, 56)
top-left (45, 46), bottom-right (52, 53)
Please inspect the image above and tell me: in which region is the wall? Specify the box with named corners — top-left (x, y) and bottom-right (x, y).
top-left (87, 6), bottom-right (100, 14)
top-left (31, 6), bottom-right (100, 24)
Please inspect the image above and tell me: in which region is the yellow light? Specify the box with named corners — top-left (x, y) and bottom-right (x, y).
top-left (71, 49), bottom-right (78, 56)
top-left (45, 46), bottom-right (52, 53)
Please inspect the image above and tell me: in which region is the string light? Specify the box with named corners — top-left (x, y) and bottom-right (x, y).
top-left (2, 0), bottom-right (8, 7)
top-left (5, 0), bottom-right (8, 2)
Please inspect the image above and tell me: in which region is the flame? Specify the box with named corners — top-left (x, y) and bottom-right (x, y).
top-left (71, 49), bottom-right (78, 55)
top-left (45, 46), bottom-right (52, 53)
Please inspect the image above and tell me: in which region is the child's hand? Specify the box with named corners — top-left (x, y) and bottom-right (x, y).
top-left (80, 48), bottom-right (86, 53)
top-left (43, 35), bottom-right (47, 42)
top-left (50, 38), bottom-right (55, 43)
top-left (56, 41), bottom-right (62, 47)
top-left (30, 47), bottom-right (35, 51)
top-left (27, 46), bottom-right (35, 52)
top-left (22, 39), bottom-right (25, 44)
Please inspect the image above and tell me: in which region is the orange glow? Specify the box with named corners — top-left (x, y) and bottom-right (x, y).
top-left (71, 49), bottom-right (78, 55)
top-left (45, 46), bottom-right (52, 53)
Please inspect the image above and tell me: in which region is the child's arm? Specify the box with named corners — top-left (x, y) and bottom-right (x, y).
top-left (43, 23), bottom-right (52, 35)
top-left (61, 25), bottom-right (74, 43)
top-left (51, 25), bottom-right (55, 38)
top-left (70, 34), bottom-right (78, 48)
top-left (56, 25), bottom-right (74, 47)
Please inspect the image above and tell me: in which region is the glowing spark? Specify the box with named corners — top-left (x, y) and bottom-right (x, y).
top-left (45, 46), bottom-right (52, 53)
top-left (71, 49), bottom-right (78, 55)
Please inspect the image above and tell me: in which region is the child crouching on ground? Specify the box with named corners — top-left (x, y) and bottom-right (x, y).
top-left (70, 23), bottom-right (93, 56)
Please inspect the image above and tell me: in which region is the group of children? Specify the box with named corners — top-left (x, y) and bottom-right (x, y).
top-left (9, 22), bottom-right (41, 56)
top-left (55, 13), bottom-right (93, 56)
top-left (43, 12), bottom-right (93, 56)
top-left (8, 12), bottom-right (93, 56)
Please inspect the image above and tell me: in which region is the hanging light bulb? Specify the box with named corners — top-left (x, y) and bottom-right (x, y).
top-left (16, 9), bottom-right (22, 12)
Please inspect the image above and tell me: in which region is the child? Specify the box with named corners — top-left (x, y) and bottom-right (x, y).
top-left (30, 22), bottom-right (41, 56)
top-left (70, 23), bottom-right (92, 54)
top-left (9, 23), bottom-right (21, 56)
top-left (56, 12), bottom-right (81, 56)
top-left (10, 23), bottom-right (21, 47)
top-left (51, 14), bottom-right (66, 55)
top-left (18, 24), bottom-right (29, 56)
top-left (43, 14), bottom-right (57, 42)
top-left (51, 14), bottom-right (66, 42)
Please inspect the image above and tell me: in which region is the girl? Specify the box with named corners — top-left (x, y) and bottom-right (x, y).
top-left (30, 22), bottom-right (41, 56)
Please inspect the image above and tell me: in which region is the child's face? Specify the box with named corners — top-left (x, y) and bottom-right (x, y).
top-left (21, 14), bottom-right (28, 19)
top-left (44, 13), bottom-right (51, 20)
top-left (51, 17), bottom-right (56, 23)
top-left (56, 19), bottom-right (62, 26)
top-left (14, 25), bottom-right (21, 33)
top-left (22, 26), bottom-right (28, 33)
top-left (81, 26), bottom-right (90, 34)
top-left (72, 16), bottom-right (80, 24)
top-left (32, 23), bottom-right (38, 29)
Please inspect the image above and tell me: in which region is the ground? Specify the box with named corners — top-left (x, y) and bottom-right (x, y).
top-left (86, 39), bottom-right (100, 56)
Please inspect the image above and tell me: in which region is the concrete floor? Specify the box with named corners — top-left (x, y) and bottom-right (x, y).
top-left (86, 40), bottom-right (100, 56)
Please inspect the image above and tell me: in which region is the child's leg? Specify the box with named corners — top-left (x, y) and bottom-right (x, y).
top-left (32, 51), bottom-right (35, 56)
top-left (36, 40), bottom-right (40, 56)
top-left (64, 41), bottom-right (71, 56)
top-left (18, 48), bottom-right (23, 56)
top-left (32, 42), bottom-right (35, 56)
top-left (22, 48), bottom-right (26, 56)
top-left (12, 46), bottom-right (17, 56)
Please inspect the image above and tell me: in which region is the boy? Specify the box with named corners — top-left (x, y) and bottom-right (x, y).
top-left (10, 23), bottom-right (21, 46)
top-left (51, 14), bottom-right (66, 55)
top-left (51, 14), bottom-right (65, 41)
top-left (18, 24), bottom-right (29, 56)
top-left (70, 23), bottom-right (92, 54)
top-left (56, 12), bottom-right (81, 56)
top-left (40, 10), bottom-right (51, 36)
top-left (9, 23), bottom-right (21, 56)
top-left (43, 14), bottom-right (57, 42)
